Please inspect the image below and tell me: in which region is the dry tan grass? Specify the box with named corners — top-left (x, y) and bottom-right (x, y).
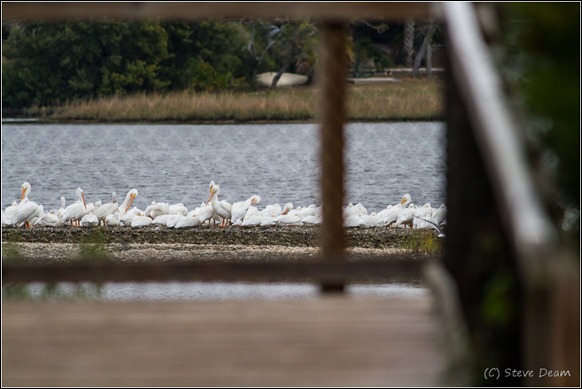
top-left (41, 78), bottom-right (443, 122)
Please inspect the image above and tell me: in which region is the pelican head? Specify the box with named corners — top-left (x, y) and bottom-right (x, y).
top-left (250, 195), bottom-right (261, 205)
top-left (20, 182), bottom-right (31, 201)
top-left (76, 187), bottom-right (87, 209)
top-left (400, 193), bottom-right (412, 207)
top-left (124, 189), bottom-right (138, 212)
top-left (206, 184), bottom-right (219, 204)
top-left (281, 203), bottom-right (294, 215)
top-left (112, 192), bottom-right (118, 204)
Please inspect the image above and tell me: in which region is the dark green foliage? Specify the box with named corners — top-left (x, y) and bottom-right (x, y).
top-left (498, 3), bottom-right (580, 248)
top-left (2, 18), bottom-right (437, 111)
top-left (2, 20), bottom-right (252, 109)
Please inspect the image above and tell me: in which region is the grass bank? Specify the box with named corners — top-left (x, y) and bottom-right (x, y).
top-left (28, 78), bottom-right (443, 123)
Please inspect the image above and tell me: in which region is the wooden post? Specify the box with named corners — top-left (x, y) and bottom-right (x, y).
top-left (318, 22), bottom-right (348, 294)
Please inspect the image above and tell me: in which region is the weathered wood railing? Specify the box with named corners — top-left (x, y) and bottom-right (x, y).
top-left (442, 2), bottom-right (579, 386)
top-left (2, 2), bottom-right (578, 386)
top-left (1, 2), bottom-right (436, 289)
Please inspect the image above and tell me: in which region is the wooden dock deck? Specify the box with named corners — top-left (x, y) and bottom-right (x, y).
top-left (2, 294), bottom-right (447, 387)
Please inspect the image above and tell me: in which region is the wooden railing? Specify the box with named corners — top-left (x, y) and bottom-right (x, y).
top-left (442, 2), bottom-right (578, 386)
top-left (1, 1), bottom-right (436, 290)
top-left (2, 2), bottom-right (578, 386)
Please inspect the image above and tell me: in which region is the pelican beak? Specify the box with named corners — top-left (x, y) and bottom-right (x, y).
top-left (400, 197), bottom-right (406, 205)
top-left (206, 191), bottom-right (215, 205)
top-left (126, 194), bottom-right (136, 212)
top-left (82, 192), bottom-right (87, 209)
top-left (20, 187), bottom-right (26, 201)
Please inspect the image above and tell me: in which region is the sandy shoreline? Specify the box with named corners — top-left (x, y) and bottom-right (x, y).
top-left (2, 226), bottom-right (441, 263)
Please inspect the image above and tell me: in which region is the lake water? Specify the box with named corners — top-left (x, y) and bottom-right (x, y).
top-left (19, 281), bottom-right (428, 301)
top-left (1, 122), bottom-right (446, 212)
top-left (2, 121), bottom-right (444, 300)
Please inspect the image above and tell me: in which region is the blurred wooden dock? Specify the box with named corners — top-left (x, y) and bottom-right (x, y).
top-left (2, 295), bottom-right (447, 387)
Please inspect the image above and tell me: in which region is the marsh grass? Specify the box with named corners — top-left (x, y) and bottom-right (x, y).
top-left (33, 78), bottom-right (443, 123)
top-left (78, 229), bottom-right (110, 262)
top-left (402, 229), bottom-right (443, 255)
top-left (3, 282), bottom-right (103, 301)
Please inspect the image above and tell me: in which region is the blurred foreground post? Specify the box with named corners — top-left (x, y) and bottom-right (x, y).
top-left (318, 22), bottom-right (348, 294)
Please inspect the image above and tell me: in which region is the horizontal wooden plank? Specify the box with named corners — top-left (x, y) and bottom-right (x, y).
top-left (2, 296), bottom-right (447, 386)
top-left (2, 257), bottom-right (427, 283)
top-left (2, 2), bottom-right (436, 21)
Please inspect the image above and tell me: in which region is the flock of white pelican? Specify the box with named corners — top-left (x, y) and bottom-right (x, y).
top-left (1, 181), bottom-right (447, 235)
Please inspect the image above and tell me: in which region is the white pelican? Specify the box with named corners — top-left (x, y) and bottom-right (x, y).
top-left (280, 203), bottom-right (294, 216)
top-left (294, 204), bottom-right (320, 218)
top-left (231, 195), bottom-right (261, 225)
top-left (93, 192), bottom-right (118, 226)
top-left (380, 193), bottom-right (413, 227)
top-left (3, 200), bottom-right (18, 225)
top-left (207, 182), bottom-right (232, 227)
top-left (62, 187), bottom-right (88, 227)
top-left (81, 213), bottom-right (99, 227)
top-left (239, 206), bottom-right (262, 227)
top-left (396, 204), bottom-right (415, 229)
top-left (174, 215), bottom-right (202, 229)
top-left (261, 204), bottom-right (282, 217)
top-left (145, 202), bottom-right (170, 219)
top-left (48, 196), bottom-right (65, 215)
top-left (13, 182), bottom-right (43, 228)
top-left (1, 210), bottom-right (11, 227)
top-left (242, 205), bottom-right (260, 220)
top-left (301, 214), bottom-right (321, 225)
top-left (276, 214), bottom-right (303, 226)
top-left (343, 202), bottom-right (368, 228)
top-left (344, 202), bottom-right (368, 218)
top-left (344, 214), bottom-right (364, 228)
top-left (415, 216), bottom-right (446, 238)
top-left (152, 214), bottom-right (174, 226)
top-left (401, 194), bottom-right (412, 207)
top-left (260, 215), bottom-right (277, 227)
top-left (241, 212), bottom-right (265, 227)
top-left (360, 213), bottom-right (382, 228)
top-left (34, 212), bottom-right (63, 227)
top-left (119, 189), bottom-right (138, 214)
top-left (120, 207), bottom-right (142, 226)
top-left (433, 204), bottom-right (447, 226)
top-left (131, 215), bottom-right (152, 228)
top-left (413, 203), bottom-right (433, 229)
top-left (105, 213), bottom-right (121, 226)
top-left (197, 202), bottom-right (215, 226)
top-left (166, 214), bottom-right (185, 228)
top-left (169, 203), bottom-right (188, 216)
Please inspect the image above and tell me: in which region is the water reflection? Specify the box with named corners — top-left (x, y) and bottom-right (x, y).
top-left (9, 281), bottom-right (427, 301)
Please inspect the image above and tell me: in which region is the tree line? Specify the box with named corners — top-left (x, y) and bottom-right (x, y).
top-left (2, 19), bottom-right (441, 111)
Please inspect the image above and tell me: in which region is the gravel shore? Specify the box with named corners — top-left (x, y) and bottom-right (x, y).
top-left (2, 225), bottom-right (441, 263)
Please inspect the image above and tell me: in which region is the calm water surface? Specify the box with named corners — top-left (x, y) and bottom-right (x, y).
top-left (22, 281), bottom-right (427, 301)
top-left (2, 122), bottom-right (445, 211)
top-left (2, 122), bottom-right (442, 300)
